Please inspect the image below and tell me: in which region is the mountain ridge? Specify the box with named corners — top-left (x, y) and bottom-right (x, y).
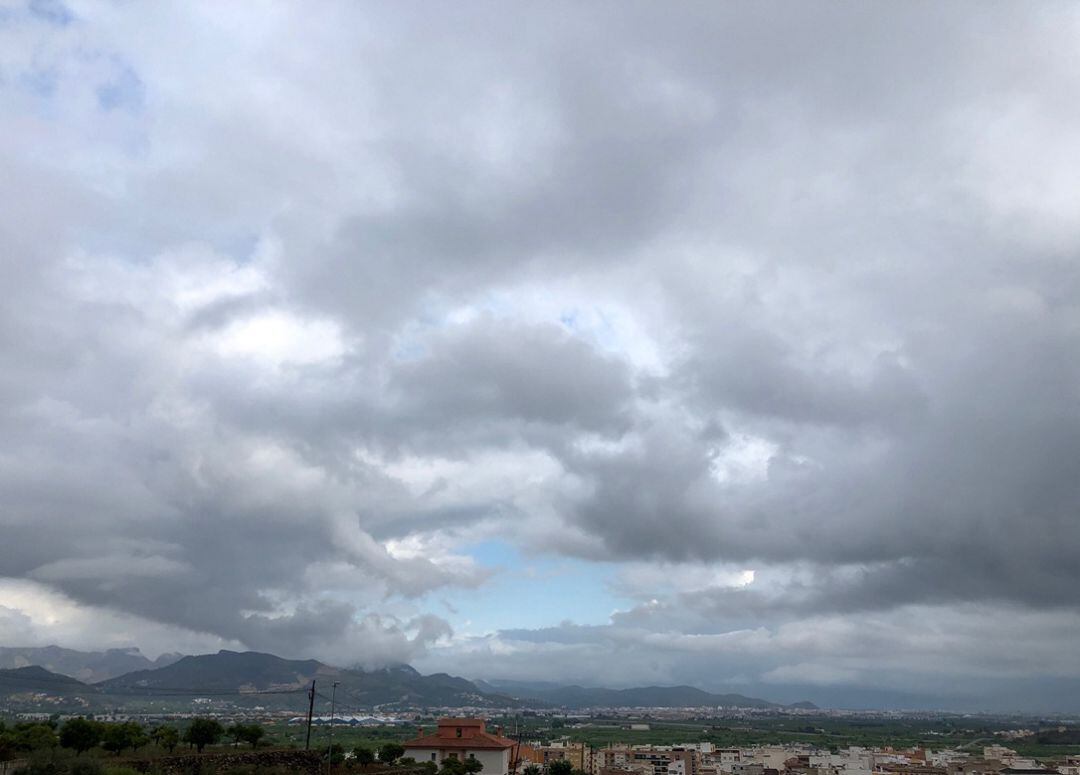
top-left (475, 678), bottom-right (817, 710)
top-left (0, 665), bottom-right (95, 696)
top-left (0, 646), bottom-right (811, 709)
top-left (97, 649), bottom-right (515, 708)
top-left (0, 645), bottom-right (182, 683)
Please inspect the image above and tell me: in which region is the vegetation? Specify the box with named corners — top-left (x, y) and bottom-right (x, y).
top-left (438, 757), bottom-right (482, 775)
top-left (378, 742), bottom-right (405, 765)
top-left (1, 720), bottom-right (58, 756)
top-left (150, 725), bottom-right (179, 753)
top-left (182, 717), bottom-right (225, 753)
top-left (227, 723), bottom-right (265, 749)
top-left (100, 722), bottom-right (147, 756)
top-left (59, 720), bottom-right (102, 756)
top-left (324, 743), bottom-right (346, 765)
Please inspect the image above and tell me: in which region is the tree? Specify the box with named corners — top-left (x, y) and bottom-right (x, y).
top-left (237, 724), bottom-right (264, 749)
top-left (353, 746), bottom-right (375, 766)
top-left (440, 757), bottom-right (482, 775)
top-left (378, 743), bottom-right (405, 765)
top-left (183, 718), bottom-right (224, 754)
top-left (60, 719), bottom-right (103, 756)
top-left (0, 729), bottom-right (15, 765)
top-left (101, 722), bottom-right (146, 756)
top-left (14, 723), bottom-right (58, 752)
top-left (227, 724), bottom-right (244, 748)
top-left (129, 723), bottom-right (149, 753)
top-left (524, 766), bottom-right (541, 775)
top-left (548, 760), bottom-right (573, 775)
top-left (325, 743), bottom-right (346, 765)
top-left (151, 725), bottom-right (180, 753)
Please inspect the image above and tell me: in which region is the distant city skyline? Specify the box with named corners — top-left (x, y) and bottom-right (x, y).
top-left (2, 2), bottom-right (1080, 713)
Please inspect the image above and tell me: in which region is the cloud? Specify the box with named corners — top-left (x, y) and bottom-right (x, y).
top-left (1, 1), bottom-right (1080, 708)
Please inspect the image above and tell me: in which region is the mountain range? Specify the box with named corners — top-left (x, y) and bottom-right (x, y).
top-left (474, 678), bottom-right (816, 709)
top-left (0, 645), bottom-right (183, 683)
top-left (0, 646), bottom-right (814, 710)
top-left (0, 665), bottom-right (91, 696)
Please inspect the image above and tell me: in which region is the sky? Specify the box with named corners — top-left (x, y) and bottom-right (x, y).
top-left (2, 0), bottom-right (1080, 713)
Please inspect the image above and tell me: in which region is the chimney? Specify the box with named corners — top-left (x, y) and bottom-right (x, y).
top-left (496, 726), bottom-right (503, 737)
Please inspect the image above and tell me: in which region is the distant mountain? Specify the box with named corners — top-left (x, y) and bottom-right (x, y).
top-left (0, 665), bottom-right (95, 697)
top-left (344, 664), bottom-right (515, 708)
top-left (1, 646), bottom-right (815, 711)
top-left (98, 650), bottom-right (334, 694)
top-left (0, 645), bottom-right (182, 683)
top-left (477, 679), bottom-right (816, 710)
top-left (97, 650), bottom-right (518, 708)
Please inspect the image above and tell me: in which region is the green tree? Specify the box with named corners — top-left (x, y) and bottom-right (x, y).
top-left (101, 722), bottom-right (146, 756)
top-left (324, 743), bottom-right (346, 765)
top-left (182, 718), bottom-right (224, 754)
top-left (524, 766), bottom-right (541, 775)
top-left (378, 743), bottom-right (405, 765)
top-left (14, 723), bottom-right (58, 752)
top-left (151, 725), bottom-right (180, 753)
top-left (0, 728), bottom-right (16, 764)
top-left (548, 760), bottom-right (573, 775)
top-left (60, 719), bottom-right (104, 756)
top-left (440, 757), bottom-right (482, 775)
top-left (227, 724), bottom-right (244, 748)
top-left (421, 762), bottom-right (438, 775)
top-left (237, 724), bottom-right (264, 749)
top-left (353, 746), bottom-right (375, 766)
top-left (127, 723), bottom-right (149, 753)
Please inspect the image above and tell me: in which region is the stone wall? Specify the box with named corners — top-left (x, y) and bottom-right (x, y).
top-left (126, 749), bottom-right (322, 775)
top-left (121, 751), bottom-right (433, 775)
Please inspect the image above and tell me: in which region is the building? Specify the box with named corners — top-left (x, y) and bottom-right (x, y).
top-left (528, 743), bottom-right (588, 771)
top-left (404, 718), bottom-right (517, 775)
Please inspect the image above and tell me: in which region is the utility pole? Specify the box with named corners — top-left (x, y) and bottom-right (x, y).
top-left (512, 717), bottom-right (524, 775)
top-left (326, 680), bottom-right (340, 775)
top-left (305, 680), bottom-right (316, 750)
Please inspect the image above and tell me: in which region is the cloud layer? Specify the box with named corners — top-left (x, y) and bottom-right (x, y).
top-left (2, 0), bottom-right (1080, 709)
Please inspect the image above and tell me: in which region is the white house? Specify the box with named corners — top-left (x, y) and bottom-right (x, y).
top-left (404, 718), bottom-right (516, 775)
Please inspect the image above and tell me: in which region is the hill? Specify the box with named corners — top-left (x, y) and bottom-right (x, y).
top-left (477, 678), bottom-right (815, 709)
top-left (97, 651), bottom-right (518, 708)
top-left (0, 665), bottom-right (95, 697)
top-left (2, 647), bottom-right (813, 710)
top-left (342, 664), bottom-right (515, 708)
top-left (98, 650), bottom-right (335, 694)
top-left (0, 645), bottom-right (182, 683)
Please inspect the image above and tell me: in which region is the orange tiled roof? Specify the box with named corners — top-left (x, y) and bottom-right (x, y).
top-left (404, 731), bottom-right (516, 751)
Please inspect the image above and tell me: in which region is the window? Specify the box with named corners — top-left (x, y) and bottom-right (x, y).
top-left (457, 728), bottom-right (463, 738)
top-left (432, 754), bottom-right (438, 762)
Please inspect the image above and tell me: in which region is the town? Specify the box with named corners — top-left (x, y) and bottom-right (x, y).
top-left (404, 718), bottom-right (1080, 775)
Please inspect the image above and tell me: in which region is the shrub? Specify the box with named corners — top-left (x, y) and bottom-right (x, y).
top-left (69, 760), bottom-right (105, 775)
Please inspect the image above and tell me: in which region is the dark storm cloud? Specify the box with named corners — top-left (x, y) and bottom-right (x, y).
top-left (3, 1), bottom-right (1080, 705)
top-left (388, 319), bottom-right (635, 437)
